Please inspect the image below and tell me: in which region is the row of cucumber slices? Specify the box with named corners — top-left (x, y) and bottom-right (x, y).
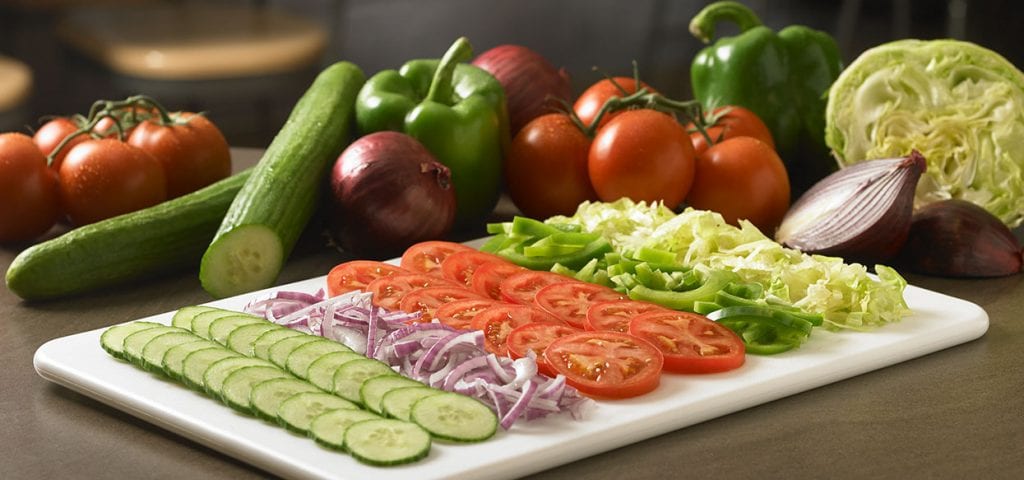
top-left (99, 304), bottom-right (498, 466)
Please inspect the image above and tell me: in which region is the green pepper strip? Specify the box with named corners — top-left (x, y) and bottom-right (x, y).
top-left (627, 269), bottom-right (740, 311)
top-left (714, 291), bottom-right (824, 326)
top-left (501, 237), bottom-right (613, 271)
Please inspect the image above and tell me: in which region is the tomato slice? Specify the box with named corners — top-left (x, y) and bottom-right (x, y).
top-left (440, 250), bottom-right (512, 288)
top-left (398, 286), bottom-right (486, 323)
top-left (325, 260), bottom-right (409, 297)
top-left (534, 282), bottom-right (626, 329)
top-left (399, 240), bottom-right (475, 276)
top-left (544, 331), bottom-right (664, 399)
top-left (434, 298), bottom-right (498, 331)
top-left (628, 310), bottom-right (746, 374)
top-left (470, 260), bottom-right (527, 300)
top-left (506, 322), bottom-right (582, 377)
top-left (473, 304), bottom-right (563, 354)
top-left (585, 300), bottom-right (671, 332)
top-left (366, 273), bottom-right (461, 310)
top-left (499, 270), bottom-right (576, 305)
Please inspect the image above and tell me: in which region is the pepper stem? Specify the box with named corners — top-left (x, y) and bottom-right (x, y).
top-left (425, 37), bottom-right (473, 105)
top-left (689, 1), bottom-right (764, 43)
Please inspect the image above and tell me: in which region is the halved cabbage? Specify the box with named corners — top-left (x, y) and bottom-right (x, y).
top-left (826, 39), bottom-right (1024, 227)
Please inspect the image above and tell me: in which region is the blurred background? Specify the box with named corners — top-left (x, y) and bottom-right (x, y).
top-left (1, 0), bottom-right (1022, 148)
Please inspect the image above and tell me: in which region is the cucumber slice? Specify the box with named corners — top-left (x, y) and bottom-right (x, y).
top-left (267, 334), bottom-right (323, 369)
top-left (278, 392), bottom-right (358, 434)
top-left (203, 356), bottom-right (276, 399)
top-left (122, 325), bottom-right (187, 367)
top-left (181, 347), bottom-right (241, 390)
top-left (249, 377), bottom-right (321, 422)
top-left (252, 328), bottom-right (306, 360)
top-left (139, 330), bottom-right (203, 374)
top-left (331, 358), bottom-right (398, 405)
top-left (306, 351), bottom-right (365, 391)
top-left (360, 376), bottom-right (426, 415)
top-left (171, 305), bottom-right (223, 329)
top-left (381, 386), bottom-right (445, 422)
top-left (344, 418), bottom-right (432, 466)
top-left (208, 314), bottom-right (267, 346)
top-left (410, 392), bottom-right (498, 443)
top-left (162, 339), bottom-right (220, 381)
top-left (220, 365), bottom-right (293, 413)
top-left (100, 321), bottom-right (162, 360)
top-left (284, 338), bottom-right (352, 379)
top-left (309, 409), bottom-right (382, 451)
top-left (191, 309), bottom-right (244, 339)
top-left (226, 322), bottom-right (283, 356)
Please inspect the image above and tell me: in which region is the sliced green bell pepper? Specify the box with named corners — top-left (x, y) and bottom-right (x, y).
top-left (355, 37), bottom-right (509, 226)
top-left (689, 1), bottom-right (843, 195)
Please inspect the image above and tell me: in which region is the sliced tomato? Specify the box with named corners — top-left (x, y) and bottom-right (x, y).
top-left (499, 270), bottom-right (576, 305)
top-left (399, 240), bottom-right (475, 276)
top-left (434, 298), bottom-right (498, 331)
top-left (473, 304), bottom-right (563, 354)
top-left (585, 300), bottom-right (671, 333)
top-left (544, 331), bottom-right (664, 398)
top-left (398, 286), bottom-right (486, 323)
top-left (506, 322), bottom-right (582, 376)
top-left (534, 282), bottom-right (626, 329)
top-left (366, 273), bottom-right (461, 311)
top-left (628, 310), bottom-right (745, 374)
top-left (325, 260), bottom-right (409, 297)
top-left (470, 260), bottom-right (527, 300)
top-left (440, 250), bottom-right (512, 288)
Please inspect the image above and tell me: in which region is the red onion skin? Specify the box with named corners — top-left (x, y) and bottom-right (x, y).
top-left (329, 131), bottom-right (457, 259)
top-left (472, 44), bottom-right (573, 135)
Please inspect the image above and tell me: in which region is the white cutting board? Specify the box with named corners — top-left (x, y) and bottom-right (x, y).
top-left (34, 267), bottom-right (988, 480)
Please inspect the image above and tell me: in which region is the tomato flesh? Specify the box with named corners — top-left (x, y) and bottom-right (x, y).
top-left (398, 286), bottom-right (485, 323)
top-left (399, 240), bottom-right (475, 276)
top-left (440, 250), bottom-right (512, 288)
top-left (544, 331), bottom-right (664, 399)
top-left (585, 300), bottom-right (670, 333)
top-left (325, 260), bottom-right (409, 297)
top-left (367, 273), bottom-right (459, 311)
top-left (434, 298), bottom-right (498, 331)
top-left (534, 282), bottom-right (626, 329)
top-left (628, 310), bottom-right (746, 374)
top-left (506, 322), bottom-right (582, 376)
top-left (499, 270), bottom-right (576, 305)
top-left (470, 260), bottom-right (527, 300)
top-left (473, 304), bottom-right (563, 354)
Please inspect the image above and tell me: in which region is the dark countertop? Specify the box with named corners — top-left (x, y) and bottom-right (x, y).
top-left (2, 148), bottom-right (1022, 479)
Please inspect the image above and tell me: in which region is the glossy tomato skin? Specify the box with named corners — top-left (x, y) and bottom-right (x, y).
top-left (628, 310), bottom-right (745, 374)
top-left (58, 139), bottom-right (167, 226)
top-left (588, 109), bottom-right (696, 209)
top-left (685, 136), bottom-right (790, 235)
top-left (0, 133), bottom-right (61, 242)
top-left (574, 77), bottom-right (653, 129)
top-left (325, 260), bottom-right (409, 297)
top-left (505, 113), bottom-right (597, 219)
top-left (534, 282), bottom-right (626, 329)
top-left (544, 330), bottom-right (664, 399)
top-left (33, 117), bottom-right (86, 172)
top-left (687, 106), bottom-right (775, 156)
top-left (127, 112), bottom-right (231, 198)
top-left (400, 241), bottom-right (475, 276)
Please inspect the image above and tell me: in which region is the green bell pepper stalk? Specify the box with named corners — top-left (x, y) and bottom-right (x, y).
top-left (689, 1), bottom-right (843, 196)
top-left (355, 37), bottom-right (508, 227)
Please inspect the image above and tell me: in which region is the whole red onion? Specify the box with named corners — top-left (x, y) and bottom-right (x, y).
top-left (328, 131), bottom-right (457, 258)
top-left (472, 44), bottom-right (572, 135)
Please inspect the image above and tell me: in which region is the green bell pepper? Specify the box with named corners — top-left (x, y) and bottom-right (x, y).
top-left (689, 1), bottom-right (843, 196)
top-left (355, 37), bottom-right (508, 227)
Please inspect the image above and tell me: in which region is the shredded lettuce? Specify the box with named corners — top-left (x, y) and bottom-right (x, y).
top-left (552, 199), bottom-right (910, 330)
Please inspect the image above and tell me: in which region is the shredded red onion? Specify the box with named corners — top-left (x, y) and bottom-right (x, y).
top-left (244, 288), bottom-right (595, 429)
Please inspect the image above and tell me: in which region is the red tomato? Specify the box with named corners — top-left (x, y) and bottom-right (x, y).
top-left (0, 133), bottom-right (61, 242)
top-left (534, 282), bottom-right (626, 329)
top-left (499, 270), bottom-right (576, 305)
top-left (434, 298), bottom-right (498, 331)
top-left (628, 310), bottom-right (745, 374)
top-left (686, 106), bottom-right (775, 156)
top-left (473, 304), bottom-right (563, 354)
top-left (367, 273), bottom-right (461, 311)
top-left (588, 109), bottom-right (696, 208)
top-left (33, 116), bottom-right (87, 172)
top-left (92, 106), bottom-right (157, 139)
top-left (506, 322), bottom-right (582, 376)
top-left (685, 136), bottom-right (790, 234)
top-left (505, 113), bottom-right (597, 219)
top-left (398, 286), bottom-right (486, 323)
top-left (400, 241), bottom-right (475, 276)
top-left (585, 300), bottom-right (670, 332)
top-left (58, 138), bottom-right (167, 226)
top-left (470, 260), bottom-right (526, 300)
top-left (574, 77), bottom-right (654, 129)
top-left (440, 250), bottom-right (511, 288)
top-left (325, 260), bottom-right (409, 297)
top-left (128, 112), bottom-right (231, 198)
top-left (544, 330), bottom-right (664, 398)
